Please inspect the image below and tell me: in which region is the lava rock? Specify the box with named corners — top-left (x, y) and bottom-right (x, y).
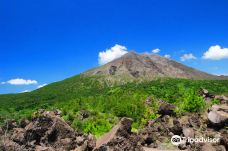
top-left (208, 105), bottom-right (228, 129)
top-left (158, 102), bottom-right (176, 116)
top-left (183, 127), bottom-right (195, 138)
top-left (0, 110), bottom-right (96, 151)
top-left (201, 143), bottom-right (216, 151)
top-left (109, 66), bottom-right (117, 75)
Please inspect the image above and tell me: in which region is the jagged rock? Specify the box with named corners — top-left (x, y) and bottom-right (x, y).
top-left (116, 117), bottom-right (133, 137)
top-left (169, 119), bottom-right (182, 135)
top-left (2, 119), bottom-right (17, 131)
top-left (210, 104), bottom-right (228, 112)
top-left (95, 117), bottom-right (144, 151)
top-left (11, 128), bottom-right (25, 144)
top-left (76, 136), bottom-right (85, 145)
top-left (109, 66), bottom-right (117, 75)
top-left (106, 134), bottom-right (143, 151)
top-left (87, 134), bottom-right (96, 149)
top-left (158, 102), bottom-right (176, 116)
top-left (188, 114), bottom-right (202, 128)
top-left (79, 110), bottom-right (90, 120)
top-left (93, 103), bottom-right (226, 151)
top-left (0, 110), bottom-right (96, 151)
top-left (179, 115), bottom-right (190, 126)
top-left (208, 104), bottom-right (228, 128)
top-left (130, 71), bottom-right (140, 78)
top-left (138, 127), bottom-right (157, 146)
top-left (23, 112), bottom-right (78, 150)
top-left (200, 88), bottom-right (214, 98)
top-left (59, 138), bottom-right (76, 150)
top-left (220, 131), bottom-right (228, 150)
top-left (214, 95), bottom-right (228, 104)
top-left (1, 104), bottom-right (228, 151)
top-left (183, 127), bottom-right (194, 138)
top-left (200, 88), bottom-right (228, 105)
top-left (201, 143), bottom-right (216, 151)
top-left (19, 119), bottom-right (30, 128)
top-left (95, 145), bottom-right (108, 151)
top-left (178, 143), bottom-right (187, 150)
top-left (53, 109), bottom-right (62, 116)
top-left (0, 138), bottom-right (23, 151)
top-left (202, 89), bottom-right (209, 94)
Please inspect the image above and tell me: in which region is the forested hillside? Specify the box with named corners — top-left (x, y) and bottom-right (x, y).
top-left (1, 75), bottom-right (228, 136)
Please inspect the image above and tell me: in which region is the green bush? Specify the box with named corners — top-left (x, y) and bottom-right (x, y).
top-left (175, 87), bottom-right (206, 113)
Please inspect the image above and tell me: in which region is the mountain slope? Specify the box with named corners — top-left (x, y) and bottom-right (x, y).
top-left (84, 52), bottom-right (225, 81)
top-left (1, 52), bottom-right (228, 133)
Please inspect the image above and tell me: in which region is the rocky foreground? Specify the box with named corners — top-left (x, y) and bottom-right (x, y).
top-left (0, 89), bottom-right (228, 151)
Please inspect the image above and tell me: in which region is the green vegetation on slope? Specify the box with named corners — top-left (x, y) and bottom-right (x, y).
top-left (0, 75), bottom-right (228, 137)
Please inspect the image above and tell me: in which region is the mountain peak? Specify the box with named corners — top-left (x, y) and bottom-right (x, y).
top-left (84, 52), bottom-right (223, 81)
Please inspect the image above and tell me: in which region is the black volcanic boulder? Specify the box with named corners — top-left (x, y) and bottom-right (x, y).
top-left (2, 119), bottom-right (17, 131)
top-left (158, 102), bottom-right (176, 116)
top-left (138, 127), bottom-right (158, 147)
top-left (95, 117), bottom-right (144, 151)
top-left (19, 119), bottom-right (30, 129)
top-left (116, 117), bottom-right (133, 138)
top-left (169, 119), bottom-right (183, 135)
top-left (0, 110), bottom-right (96, 151)
top-left (79, 110), bottom-right (91, 120)
top-left (109, 66), bottom-right (117, 75)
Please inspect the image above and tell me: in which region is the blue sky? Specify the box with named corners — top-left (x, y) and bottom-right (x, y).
top-left (1, 0), bottom-right (228, 94)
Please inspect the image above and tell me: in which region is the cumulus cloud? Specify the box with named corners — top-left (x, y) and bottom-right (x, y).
top-left (21, 90), bottom-right (30, 93)
top-left (164, 54), bottom-right (171, 59)
top-left (180, 53), bottom-right (197, 61)
top-left (202, 45), bottom-right (228, 60)
top-left (2, 78), bottom-right (38, 85)
top-left (152, 48), bottom-right (160, 53)
top-left (98, 44), bottom-right (128, 65)
top-left (37, 83), bottom-right (47, 89)
top-left (214, 73), bottom-right (228, 76)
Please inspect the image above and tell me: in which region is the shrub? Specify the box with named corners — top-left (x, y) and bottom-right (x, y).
top-left (176, 87), bottom-right (206, 113)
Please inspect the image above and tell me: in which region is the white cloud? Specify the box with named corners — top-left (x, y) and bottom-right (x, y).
top-left (180, 53), bottom-right (197, 61)
top-left (152, 48), bottom-right (160, 53)
top-left (21, 90), bottom-right (30, 93)
top-left (2, 78), bottom-right (38, 85)
top-left (37, 83), bottom-right (47, 89)
top-left (164, 54), bottom-right (171, 59)
top-left (98, 44), bottom-right (128, 65)
top-left (202, 45), bottom-right (228, 60)
top-left (213, 73), bottom-right (228, 76)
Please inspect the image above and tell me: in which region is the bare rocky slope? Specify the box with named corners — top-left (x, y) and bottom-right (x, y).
top-left (83, 52), bottom-right (227, 82)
